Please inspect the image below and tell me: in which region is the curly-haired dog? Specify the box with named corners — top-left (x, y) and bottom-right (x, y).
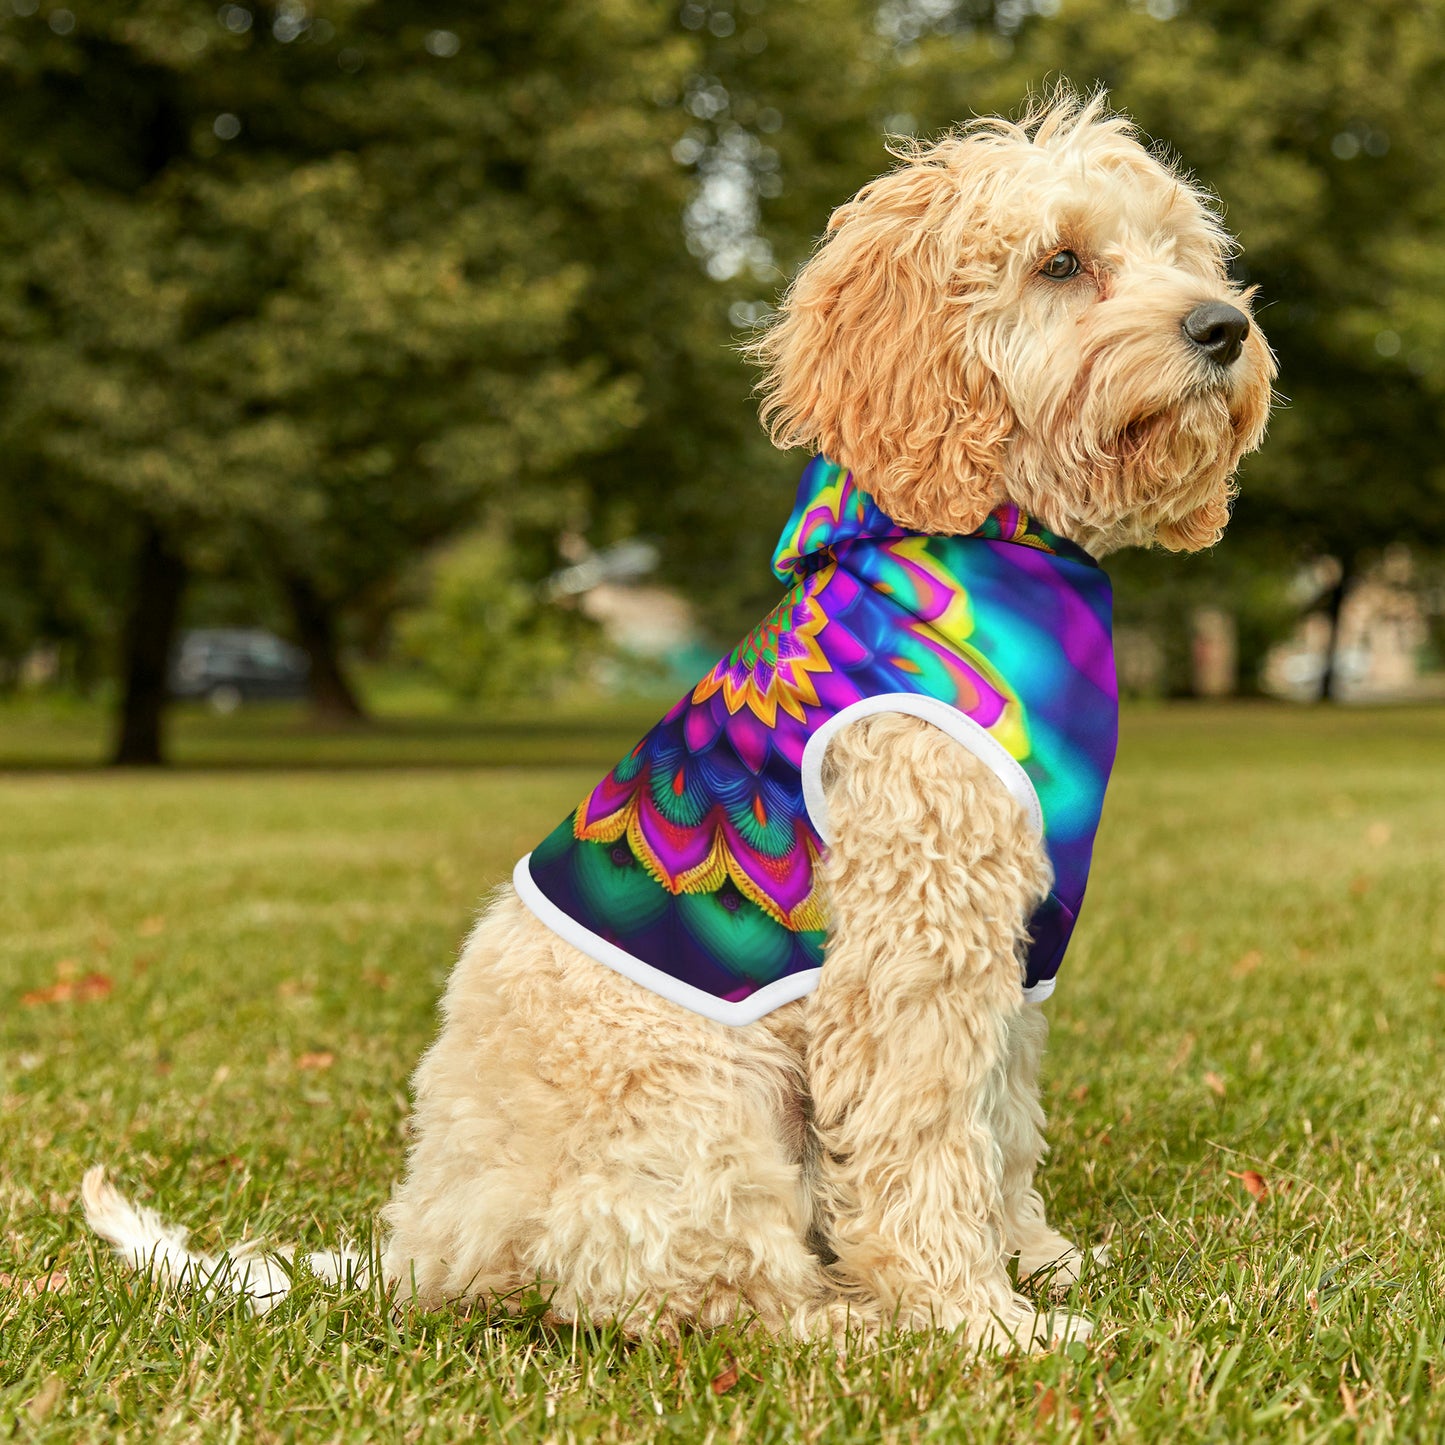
top-left (85, 92), bottom-right (1273, 1350)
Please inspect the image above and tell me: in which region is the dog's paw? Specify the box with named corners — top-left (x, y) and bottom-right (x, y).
top-left (1031, 1307), bottom-right (1093, 1349)
top-left (1018, 1239), bottom-right (1110, 1294)
top-left (970, 1296), bottom-right (1093, 1353)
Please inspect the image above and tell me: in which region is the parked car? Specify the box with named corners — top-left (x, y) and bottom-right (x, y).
top-left (169, 629), bottom-right (310, 712)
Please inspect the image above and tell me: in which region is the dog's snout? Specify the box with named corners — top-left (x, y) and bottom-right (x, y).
top-left (1182, 302), bottom-right (1250, 367)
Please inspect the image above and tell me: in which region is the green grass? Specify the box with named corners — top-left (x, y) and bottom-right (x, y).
top-left (2, 702), bottom-right (1443, 1442)
top-left (0, 682), bottom-right (668, 771)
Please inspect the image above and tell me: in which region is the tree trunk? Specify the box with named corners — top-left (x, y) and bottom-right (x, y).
top-left (1317, 554), bottom-right (1355, 703)
top-left (284, 573), bottom-right (367, 724)
top-left (111, 523), bottom-right (187, 766)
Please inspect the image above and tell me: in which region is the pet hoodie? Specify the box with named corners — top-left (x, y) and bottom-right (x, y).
top-left (515, 456), bottom-right (1119, 1026)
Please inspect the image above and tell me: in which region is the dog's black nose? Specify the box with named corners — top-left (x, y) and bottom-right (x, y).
top-left (1182, 302), bottom-right (1250, 366)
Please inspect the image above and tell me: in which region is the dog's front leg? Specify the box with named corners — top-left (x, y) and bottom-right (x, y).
top-left (806, 712), bottom-right (1088, 1350)
top-left (994, 1003), bottom-right (1096, 1290)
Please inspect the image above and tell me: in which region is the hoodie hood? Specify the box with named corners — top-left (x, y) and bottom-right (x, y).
top-left (772, 455), bottom-right (1098, 583)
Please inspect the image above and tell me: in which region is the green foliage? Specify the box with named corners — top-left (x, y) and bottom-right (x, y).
top-left (5, 0), bottom-right (1445, 703)
top-left (0, 457), bottom-right (130, 686)
top-left (0, 0), bottom-right (897, 689)
top-left (575, 0), bottom-right (888, 638)
top-left (396, 532), bottom-right (596, 705)
top-left (0, 1), bottom-right (686, 622)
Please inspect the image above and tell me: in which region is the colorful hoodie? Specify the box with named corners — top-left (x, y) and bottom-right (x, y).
top-left (514, 457), bottom-right (1119, 1026)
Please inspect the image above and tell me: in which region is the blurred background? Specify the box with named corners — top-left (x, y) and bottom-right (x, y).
top-left (2, 0), bottom-right (1444, 766)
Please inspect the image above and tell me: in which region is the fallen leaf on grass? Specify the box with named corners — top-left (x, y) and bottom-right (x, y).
top-left (361, 969), bottom-right (394, 992)
top-left (1203, 1071), bottom-right (1227, 1098)
top-left (0, 1268), bottom-right (70, 1298)
top-left (1167, 1034), bottom-right (1196, 1073)
top-left (1034, 1386), bottom-right (1058, 1425)
top-left (1034, 1386), bottom-right (1085, 1428)
top-left (1069, 1083), bottom-right (1089, 1103)
top-left (710, 1357), bottom-right (739, 1395)
top-left (1433, 973), bottom-right (1445, 990)
top-left (1348, 875), bottom-right (1372, 898)
top-left (1231, 950), bottom-right (1263, 978)
top-left (1228, 1169), bottom-right (1269, 1201)
top-left (295, 1051), bottom-right (334, 1071)
top-left (21, 973), bottom-right (113, 1007)
top-left (27, 1375), bottom-right (64, 1423)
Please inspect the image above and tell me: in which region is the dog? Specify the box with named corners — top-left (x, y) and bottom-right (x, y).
top-left (85, 90), bottom-right (1274, 1351)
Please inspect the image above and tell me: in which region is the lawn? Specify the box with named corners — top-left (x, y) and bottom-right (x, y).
top-left (1, 702), bottom-right (1443, 1442)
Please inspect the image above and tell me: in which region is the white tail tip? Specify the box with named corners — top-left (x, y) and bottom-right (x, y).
top-left (81, 1166), bottom-right (366, 1315)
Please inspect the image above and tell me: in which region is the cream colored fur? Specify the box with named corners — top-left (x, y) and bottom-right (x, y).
top-left (381, 719), bottom-right (1086, 1349)
top-left (85, 90), bottom-right (1273, 1353)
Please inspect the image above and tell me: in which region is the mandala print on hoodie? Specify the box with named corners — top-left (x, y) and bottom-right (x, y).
top-left (515, 456), bottom-right (1119, 1026)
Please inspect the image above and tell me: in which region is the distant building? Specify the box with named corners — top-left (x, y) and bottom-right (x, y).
top-left (1262, 547), bottom-right (1441, 701)
top-left (546, 539), bottom-right (710, 689)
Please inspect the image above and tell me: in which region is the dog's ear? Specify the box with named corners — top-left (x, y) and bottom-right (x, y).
top-left (750, 149), bottom-right (1013, 534)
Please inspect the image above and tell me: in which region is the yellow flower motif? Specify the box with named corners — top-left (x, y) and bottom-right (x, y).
top-left (691, 574), bottom-right (833, 726)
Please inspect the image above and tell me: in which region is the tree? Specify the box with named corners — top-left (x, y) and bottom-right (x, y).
top-left (11, 0), bottom-right (1443, 735)
top-left (0, 0), bottom-right (691, 758)
top-left (505, 0), bottom-right (895, 641)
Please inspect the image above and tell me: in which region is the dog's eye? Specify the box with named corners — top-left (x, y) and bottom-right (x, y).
top-left (1041, 250), bottom-right (1081, 280)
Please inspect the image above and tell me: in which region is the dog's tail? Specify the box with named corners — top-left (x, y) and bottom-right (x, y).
top-left (81, 1166), bottom-right (369, 1315)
